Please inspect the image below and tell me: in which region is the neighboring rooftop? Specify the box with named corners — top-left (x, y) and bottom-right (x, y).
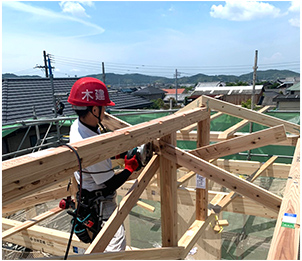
top-left (190, 85), bottom-right (264, 98)
top-left (2, 77), bottom-right (152, 125)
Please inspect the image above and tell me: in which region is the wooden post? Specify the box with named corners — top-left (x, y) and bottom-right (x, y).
top-left (160, 133), bottom-right (178, 247)
top-left (196, 117), bottom-right (210, 221)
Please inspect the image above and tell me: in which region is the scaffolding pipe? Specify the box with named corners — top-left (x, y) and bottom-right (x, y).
top-left (13, 126), bottom-right (32, 158)
top-left (37, 123), bottom-right (53, 152)
top-left (3, 141), bottom-right (59, 159)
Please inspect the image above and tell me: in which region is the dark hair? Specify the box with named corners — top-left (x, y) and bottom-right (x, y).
top-left (74, 107), bottom-right (91, 118)
top-left (74, 106), bottom-right (103, 118)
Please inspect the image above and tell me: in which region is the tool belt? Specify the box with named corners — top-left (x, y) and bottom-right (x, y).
top-left (68, 188), bottom-right (113, 244)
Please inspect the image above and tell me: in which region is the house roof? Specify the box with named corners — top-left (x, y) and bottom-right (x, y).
top-left (162, 88), bottom-right (186, 94)
top-left (190, 85), bottom-right (263, 97)
top-left (287, 82), bottom-right (300, 91)
top-left (133, 86), bottom-right (166, 96)
top-left (2, 77), bottom-right (152, 125)
top-left (273, 94), bottom-right (300, 102)
top-left (195, 81), bottom-right (225, 88)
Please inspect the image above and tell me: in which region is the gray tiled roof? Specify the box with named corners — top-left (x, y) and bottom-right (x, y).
top-left (133, 86), bottom-right (166, 96)
top-left (2, 77), bottom-right (152, 125)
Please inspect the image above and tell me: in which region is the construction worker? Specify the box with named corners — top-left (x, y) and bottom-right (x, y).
top-left (67, 77), bottom-right (139, 251)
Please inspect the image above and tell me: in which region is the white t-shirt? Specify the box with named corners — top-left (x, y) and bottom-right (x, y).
top-left (69, 119), bottom-right (115, 191)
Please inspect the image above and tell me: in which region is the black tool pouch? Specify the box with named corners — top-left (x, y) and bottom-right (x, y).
top-left (68, 190), bottom-right (103, 243)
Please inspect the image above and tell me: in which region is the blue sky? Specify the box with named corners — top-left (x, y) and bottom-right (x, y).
top-left (2, 1), bottom-right (300, 78)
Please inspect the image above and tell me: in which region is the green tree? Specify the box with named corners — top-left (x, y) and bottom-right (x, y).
top-left (151, 98), bottom-right (165, 109)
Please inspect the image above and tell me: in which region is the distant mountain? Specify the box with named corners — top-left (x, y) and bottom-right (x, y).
top-left (3, 69), bottom-right (299, 86)
top-left (2, 73), bottom-right (42, 79)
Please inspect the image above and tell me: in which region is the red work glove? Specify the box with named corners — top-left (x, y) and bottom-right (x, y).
top-left (124, 155), bottom-right (139, 173)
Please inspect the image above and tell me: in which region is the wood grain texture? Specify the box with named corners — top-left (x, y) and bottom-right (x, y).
top-left (267, 139), bottom-right (300, 260)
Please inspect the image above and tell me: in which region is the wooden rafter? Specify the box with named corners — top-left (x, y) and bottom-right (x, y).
top-left (267, 139), bottom-right (300, 260)
top-left (190, 125), bottom-right (287, 161)
top-left (2, 207), bottom-right (63, 240)
top-left (2, 108), bottom-right (209, 206)
top-left (218, 105), bottom-right (271, 139)
top-left (159, 141), bottom-right (282, 212)
top-left (177, 130), bottom-right (299, 146)
top-left (209, 156), bottom-right (279, 214)
top-left (200, 95), bottom-right (300, 134)
top-left (85, 155), bottom-right (159, 254)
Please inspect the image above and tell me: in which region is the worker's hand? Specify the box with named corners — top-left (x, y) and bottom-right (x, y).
top-left (124, 155), bottom-right (139, 173)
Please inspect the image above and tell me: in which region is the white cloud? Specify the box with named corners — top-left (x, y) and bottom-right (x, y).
top-left (288, 1), bottom-right (300, 12)
top-left (210, 1), bottom-right (281, 21)
top-left (289, 17), bottom-right (300, 27)
top-left (262, 52), bottom-right (283, 64)
top-left (59, 1), bottom-right (90, 18)
top-left (3, 1), bottom-right (104, 37)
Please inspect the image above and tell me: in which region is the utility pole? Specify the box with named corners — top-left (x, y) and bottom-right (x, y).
top-left (43, 50), bottom-right (49, 78)
top-left (247, 50), bottom-right (258, 160)
top-left (47, 54), bottom-right (61, 145)
top-left (102, 62), bottom-right (106, 84)
top-left (33, 50), bottom-right (50, 77)
top-left (174, 69), bottom-right (180, 105)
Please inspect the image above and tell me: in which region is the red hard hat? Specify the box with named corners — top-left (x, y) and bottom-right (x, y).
top-left (68, 77), bottom-right (115, 107)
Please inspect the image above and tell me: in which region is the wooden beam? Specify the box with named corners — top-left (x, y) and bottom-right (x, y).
top-left (3, 184), bottom-right (71, 215)
top-left (50, 247), bottom-right (184, 260)
top-left (85, 155), bottom-right (159, 254)
top-left (159, 142), bottom-right (282, 212)
top-left (190, 125), bottom-right (287, 161)
top-left (159, 133), bottom-right (178, 247)
top-left (2, 218), bottom-right (87, 256)
top-left (103, 112), bottom-right (131, 130)
top-left (267, 139), bottom-right (300, 260)
top-left (209, 156), bottom-right (279, 214)
top-left (118, 183), bottom-right (279, 219)
top-left (177, 130), bottom-right (299, 146)
top-left (2, 207), bottom-right (63, 240)
top-left (178, 192), bottom-right (223, 259)
top-left (218, 106), bottom-right (271, 139)
top-left (201, 95), bottom-right (300, 134)
top-left (180, 111), bottom-right (224, 134)
top-left (3, 107), bottom-right (209, 206)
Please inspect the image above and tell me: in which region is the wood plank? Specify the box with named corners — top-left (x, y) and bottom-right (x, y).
top-left (2, 207), bottom-right (63, 240)
top-left (267, 139), bottom-right (300, 260)
top-left (2, 218), bottom-right (87, 256)
top-left (49, 247), bottom-right (184, 260)
top-left (160, 134), bottom-right (178, 247)
top-left (136, 200), bottom-right (155, 212)
top-left (178, 217), bottom-right (216, 259)
top-left (85, 155), bottom-right (159, 254)
top-left (218, 106), bottom-right (270, 139)
top-left (3, 107), bottom-right (209, 206)
top-left (201, 95), bottom-right (300, 134)
top-left (159, 141), bottom-right (282, 212)
top-left (190, 125), bottom-right (287, 161)
top-left (177, 171), bottom-right (196, 187)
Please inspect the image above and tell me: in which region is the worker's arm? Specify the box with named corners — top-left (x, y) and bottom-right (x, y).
top-left (102, 155), bottom-right (139, 194)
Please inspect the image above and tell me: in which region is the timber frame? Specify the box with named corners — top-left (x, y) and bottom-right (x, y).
top-left (2, 95), bottom-right (300, 260)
